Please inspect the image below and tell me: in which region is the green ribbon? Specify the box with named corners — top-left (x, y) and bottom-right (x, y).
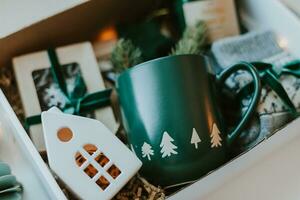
top-left (238, 61), bottom-right (300, 117)
top-left (24, 49), bottom-right (112, 130)
top-left (280, 60), bottom-right (300, 77)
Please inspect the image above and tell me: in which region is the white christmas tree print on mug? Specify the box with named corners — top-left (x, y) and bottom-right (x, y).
top-left (210, 123), bottom-right (222, 148)
top-left (190, 128), bottom-right (201, 149)
top-left (141, 142), bottom-right (154, 161)
top-left (160, 132), bottom-right (178, 158)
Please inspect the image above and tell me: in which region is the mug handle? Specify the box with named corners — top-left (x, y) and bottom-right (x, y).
top-left (216, 62), bottom-right (262, 146)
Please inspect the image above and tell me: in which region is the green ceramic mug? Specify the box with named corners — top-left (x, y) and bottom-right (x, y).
top-left (117, 54), bottom-right (261, 187)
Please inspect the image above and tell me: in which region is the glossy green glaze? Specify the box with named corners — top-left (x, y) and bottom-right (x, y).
top-left (117, 55), bottom-right (261, 186)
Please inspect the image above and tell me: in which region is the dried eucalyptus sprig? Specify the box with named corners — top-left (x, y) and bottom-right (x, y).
top-left (170, 20), bottom-right (207, 55)
top-left (111, 39), bottom-right (143, 73)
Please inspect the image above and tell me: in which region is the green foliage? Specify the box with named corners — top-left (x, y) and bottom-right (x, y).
top-left (111, 39), bottom-right (143, 73)
top-left (171, 21), bottom-right (207, 55)
top-left (111, 21), bottom-right (207, 73)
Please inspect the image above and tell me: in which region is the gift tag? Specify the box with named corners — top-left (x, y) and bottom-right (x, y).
top-left (41, 107), bottom-right (141, 200)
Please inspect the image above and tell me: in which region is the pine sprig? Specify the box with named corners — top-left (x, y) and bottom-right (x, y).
top-left (171, 21), bottom-right (207, 55)
top-left (111, 39), bottom-right (143, 73)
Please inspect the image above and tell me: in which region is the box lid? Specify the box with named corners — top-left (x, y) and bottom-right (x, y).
top-left (0, 0), bottom-right (86, 39)
top-left (0, 0), bottom-right (150, 68)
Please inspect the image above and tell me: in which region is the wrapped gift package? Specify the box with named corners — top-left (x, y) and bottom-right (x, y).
top-left (13, 42), bottom-right (118, 152)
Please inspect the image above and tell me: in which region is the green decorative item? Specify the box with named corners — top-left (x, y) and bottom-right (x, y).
top-left (111, 20), bottom-right (206, 75)
top-left (170, 20), bottom-right (207, 55)
top-left (117, 14), bottom-right (175, 60)
top-left (0, 162), bottom-right (22, 200)
top-left (111, 39), bottom-right (143, 73)
top-left (280, 60), bottom-right (300, 77)
top-left (117, 54), bottom-right (262, 186)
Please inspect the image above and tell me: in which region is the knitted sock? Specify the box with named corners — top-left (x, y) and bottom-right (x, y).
top-left (212, 30), bottom-right (294, 68)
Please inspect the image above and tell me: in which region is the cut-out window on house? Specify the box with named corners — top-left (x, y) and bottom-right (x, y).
top-left (107, 164), bottom-right (121, 179)
top-left (75, 143), bottom-right (122, 191)
top-left (95, 153), bottom-right (109, 167)
top-left (83, 144), bottom-right (98, 155)
top-left (84, 164), bottom-right (98, 178)
top-left (96, 176), bottom-right (110, 190)
top-left (75, 152), bottom-right (86, 167)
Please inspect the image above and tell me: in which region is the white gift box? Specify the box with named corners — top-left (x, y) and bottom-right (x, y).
top-left (0, 90), bottom-right (66, 200)
top-left (0, 0), bottom-right (300, 199)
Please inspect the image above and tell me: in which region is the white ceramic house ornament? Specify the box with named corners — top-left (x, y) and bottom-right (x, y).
top-left (41, 107), bottom-right (142, 200)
